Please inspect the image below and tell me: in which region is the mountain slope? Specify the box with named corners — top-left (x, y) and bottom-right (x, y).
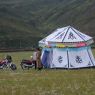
top-left (0, 0), bottom-right (95, 49)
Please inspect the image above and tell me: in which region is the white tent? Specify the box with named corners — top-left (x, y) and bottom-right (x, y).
top-left (39, 26), bottom-right (95, 69)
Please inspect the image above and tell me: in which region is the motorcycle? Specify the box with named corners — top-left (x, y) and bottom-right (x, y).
top-left (20, 59), bottom-right (35, 70)
top-left (0, 59), bottom-right (17, 70)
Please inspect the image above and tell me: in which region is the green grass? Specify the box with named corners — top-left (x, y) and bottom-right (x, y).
top-left (0, 50), bottom-right (95, 95)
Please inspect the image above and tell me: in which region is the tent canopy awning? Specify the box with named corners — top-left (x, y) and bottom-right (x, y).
top-left (39, 26), bottom-right (94, 48)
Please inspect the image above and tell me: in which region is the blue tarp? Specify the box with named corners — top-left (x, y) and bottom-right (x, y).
top-left (41, 50), bottom-right (49, 68)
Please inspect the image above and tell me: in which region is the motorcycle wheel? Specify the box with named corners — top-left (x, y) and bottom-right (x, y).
top-left (20, 62), bottom-right (28, 70)
top-left (10, 64), bottom-right (17, 70)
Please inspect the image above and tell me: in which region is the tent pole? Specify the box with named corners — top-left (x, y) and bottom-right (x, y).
top-left (67, 48), bottom-right (70, 69)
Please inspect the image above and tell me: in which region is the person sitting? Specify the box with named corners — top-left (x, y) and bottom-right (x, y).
top-left (5, 55), bottom-right (12, 63)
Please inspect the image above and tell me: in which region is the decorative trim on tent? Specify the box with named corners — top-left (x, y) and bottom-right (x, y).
top-left (39, 39), bottom-right (93, 48)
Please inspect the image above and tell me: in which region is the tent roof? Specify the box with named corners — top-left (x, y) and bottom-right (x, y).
top-left (39, 26), bottom-right (93, 47)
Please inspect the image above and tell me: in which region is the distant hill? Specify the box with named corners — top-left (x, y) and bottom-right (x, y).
top-left (0, 0), bottom-right (95, 49)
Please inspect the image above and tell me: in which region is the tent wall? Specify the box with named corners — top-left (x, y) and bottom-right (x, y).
top-left (41, 46), bottom-right (95, 69)
top-left (68, 47), bottom-right (95, 68)
top-left (52, 48), bottom-right (68, 68)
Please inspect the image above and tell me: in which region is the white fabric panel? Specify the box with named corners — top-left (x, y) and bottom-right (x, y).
top-left (73, 28), bottom-right (92, 41)
top-left (68, 47), bottom-right (94, 68)
top-left (39, 38), bottom-right (48, 45)
top-left (52, 48), bottom-right (68, 68)
top-left (87, 47), bottom-right (95, 66)
top-left (39, 27), bottom-right (67, 44)
top-left (45, 30), bottom-right (59, 41)
top-left (41, 49), bottom-right (44, 60)
top-left (48, 27), bottom-right (67, 42)
top-left (39, 30), bottom-right (58, 44)
top-left (64, 28), bottom-right (84, 42)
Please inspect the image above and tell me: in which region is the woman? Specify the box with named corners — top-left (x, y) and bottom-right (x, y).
top-left (36, 48), bottom-right (43, 70)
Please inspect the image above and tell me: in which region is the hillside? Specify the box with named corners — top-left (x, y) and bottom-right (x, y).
top-left (0, 0), bottom-right (95, 49)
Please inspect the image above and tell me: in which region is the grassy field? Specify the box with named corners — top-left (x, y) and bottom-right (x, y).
top-left (0, 50), bottom-right (95, 95)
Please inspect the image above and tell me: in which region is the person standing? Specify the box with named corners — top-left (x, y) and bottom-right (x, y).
top-left (36, 48), bottom-right (43, 70)
top-left (32, 49), bottom-right (37, 69)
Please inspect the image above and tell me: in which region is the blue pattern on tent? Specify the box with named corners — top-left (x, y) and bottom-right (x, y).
top-left (87, 62), bottom-right (91, 66)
